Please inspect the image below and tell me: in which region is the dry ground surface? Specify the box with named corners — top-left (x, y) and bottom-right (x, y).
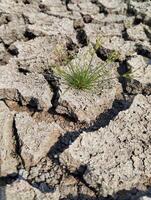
top-left (0, 0), bottom-right (151, 200)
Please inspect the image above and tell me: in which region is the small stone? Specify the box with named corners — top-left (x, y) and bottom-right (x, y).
top-left (18, 169), bottom-right (29, 179)
top-left (83, 14), bottom-right (93, 23)
top-left (39, 174), bottom-right (46, 182)
top-left (73, 19), bottom-right (85, 30)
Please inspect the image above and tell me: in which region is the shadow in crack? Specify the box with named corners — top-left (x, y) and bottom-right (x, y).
top-left (60, 194), bottom-right (101, 200)
top-left (0, 173), bottom-right (56, 195)
top-left (0, 173), bottom-right (18, 200)
top-left (60, 189), bottom-right (151, 200)
top-left (0, 186), bottom-right (5, 200)
top-left (48, 106), bottom-right (79, 123)
top-left (2, 175), bottom-right (151, 200)
top-left (0, 177), bottom-right (6, 200)
top-left (86, 97), bottom-right (132, 132)
top-left (48, 96), bottom-right (133, 157)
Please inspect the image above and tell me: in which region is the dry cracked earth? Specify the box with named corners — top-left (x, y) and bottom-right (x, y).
top-left (0, 0), bottom-right (151, 200)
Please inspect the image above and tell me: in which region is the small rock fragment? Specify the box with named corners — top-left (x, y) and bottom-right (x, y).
top-left (0, 101), bottom-right (19, 176)
top-left (15, 112), bottom-right (63, 168)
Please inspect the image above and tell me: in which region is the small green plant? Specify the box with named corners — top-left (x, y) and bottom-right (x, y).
top-left (57, 63), bottom-right (103, 91)
top-left (55, 47), bottom-right (118, 91)
top-left (122, 66), bottom-right (142, 80)
top-left (122, 69), bottom-right (133, 79)
top-left (107, 50), bottom-right (120, 63)
top-left (124, 20), bottom-right (132, 29)
top-left (94, 35), bottom-right (103, 51)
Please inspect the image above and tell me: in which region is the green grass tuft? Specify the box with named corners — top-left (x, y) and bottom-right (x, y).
top-left (59, 65), bottom-right (104, 91)
top-left (55, 47), bottom-right (119, 91)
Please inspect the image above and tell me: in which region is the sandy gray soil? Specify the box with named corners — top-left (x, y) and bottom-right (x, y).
top-left (0, 0), bottom-right (151, 200)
